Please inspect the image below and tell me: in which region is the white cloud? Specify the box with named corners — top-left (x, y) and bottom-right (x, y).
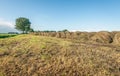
top-left (0, 18), bottom-right (14, 28)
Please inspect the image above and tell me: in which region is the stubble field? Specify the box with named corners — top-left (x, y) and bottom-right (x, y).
top-left (0, 33), bottom-right (120, 76)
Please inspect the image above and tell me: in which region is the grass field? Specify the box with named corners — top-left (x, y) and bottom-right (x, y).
top-left (0, 34), bottom-right (120, 76)
top-left (0, 34), bottom-right (18, 38)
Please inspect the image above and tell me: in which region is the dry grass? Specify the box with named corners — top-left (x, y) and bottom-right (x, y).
top-left (0, 34), bottom-right (120, 76)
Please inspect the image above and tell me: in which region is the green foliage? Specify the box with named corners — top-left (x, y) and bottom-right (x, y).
top-left (63, 29), bottom-right (69, 32)
top-left (29, 28), bottom-right (34, 32)
top-left (58, 29), bottom-right (69, 32)
top-left (15, 17), bottom-right (32, 34)
top-left (41, 30), bottom-right (56, 32)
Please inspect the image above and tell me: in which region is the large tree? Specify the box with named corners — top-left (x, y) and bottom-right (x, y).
top-left (15, 17), bottom-right (31, 33)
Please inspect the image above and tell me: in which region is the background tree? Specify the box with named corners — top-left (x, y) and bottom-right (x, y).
top-left (62, 29), bottom-right (69, 32)
top-left (29, 28), bottom-right (34, 32)
top-left (15, 17), bottom-right (31, 34)
top-left (58, 29), bottom-right (69, 32)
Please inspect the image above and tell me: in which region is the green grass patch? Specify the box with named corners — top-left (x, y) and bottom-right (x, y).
top-left (0, 34), bottom-right (18, 38)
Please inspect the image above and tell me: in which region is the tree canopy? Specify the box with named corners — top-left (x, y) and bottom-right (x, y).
top-left (15, 17), bottom-right (32, 33)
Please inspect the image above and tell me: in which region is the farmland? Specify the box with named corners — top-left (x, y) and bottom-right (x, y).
top-left (0, 34), bottom-right (18, 38)
top-left (0, 33), bottom-right (120, 76)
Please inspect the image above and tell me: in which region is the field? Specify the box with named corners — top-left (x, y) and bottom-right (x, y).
top-left (0, 33), bottom-right (120, 76)
top-left (0, 34), bottom-right (17, 38)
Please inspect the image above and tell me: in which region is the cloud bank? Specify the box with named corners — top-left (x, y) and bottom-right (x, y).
top-left (0, 18), bottom-right (17, 33)
top-left (0, 18), bottom-right (14, 28)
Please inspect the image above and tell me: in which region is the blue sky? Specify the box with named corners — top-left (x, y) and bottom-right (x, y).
top-left (0, 0), bottom-right (120, 32)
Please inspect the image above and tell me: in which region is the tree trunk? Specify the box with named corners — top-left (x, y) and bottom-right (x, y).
top-left (25, 31), bottom-right (27, 34)
top-left (23, 31), bottom-right (24, 34)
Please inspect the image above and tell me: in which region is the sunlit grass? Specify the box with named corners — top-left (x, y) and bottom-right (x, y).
top-left (0, 34), bottom-right (120, 76)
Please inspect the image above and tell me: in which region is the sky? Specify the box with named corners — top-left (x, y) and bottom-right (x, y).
top-left (0, 0), bottom-right (120, 33)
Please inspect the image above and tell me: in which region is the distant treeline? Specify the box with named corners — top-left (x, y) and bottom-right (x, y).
top-left (35, 29), bottom-right (69, 32)
top-left (30, 31), bottom-right (120, 45)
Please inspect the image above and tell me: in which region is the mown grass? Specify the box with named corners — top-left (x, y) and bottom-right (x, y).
top-left (0, 34), bottom-right (120, 76)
